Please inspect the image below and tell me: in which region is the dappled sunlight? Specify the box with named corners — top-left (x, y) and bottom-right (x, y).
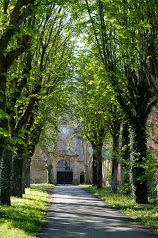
top-left (0, 185), bottom-right (52, 238)
top-left (0, 221), bottom-right (36, 238)
top-left (40, 186), bottom-right (156, 238)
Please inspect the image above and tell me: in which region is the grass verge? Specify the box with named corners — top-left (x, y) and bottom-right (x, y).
top-left (84, 185), bottom-right (158, 235)
top-left (0, 184), bottom-right (55, 238)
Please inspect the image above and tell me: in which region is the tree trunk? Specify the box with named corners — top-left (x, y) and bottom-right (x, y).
top-left (82, 140), bottom-right (91, 184)
top-left (96, 143), bottom-right (103, 189)
top-left (24, 157), bottom-right (31, 188)
top-left (84, 166), bottom-right (91, 184)
top-left (1, 148), bottom-right (12, 206)
top-left (47, 164), bottom-right (53, 184)
top-left (131, 119), bottom-right (148, 204)
top-left (121, 121), bottom-right (131, 195)
top-left (92, 149), bottom-right (97, 186)
top-left (111, 157), bottom-right (118, 193)
top-left (22, 155), bottom-right (27, 193)
top-left (92, 141), bottom-right (103, 188)
top-left (111, 120), bottom-right (121, 193)
top-left (11, 156), bottom-right (23, 198)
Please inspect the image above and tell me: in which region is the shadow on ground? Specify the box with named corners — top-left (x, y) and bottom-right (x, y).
top-left (39, 186), bottom-right (157, 238)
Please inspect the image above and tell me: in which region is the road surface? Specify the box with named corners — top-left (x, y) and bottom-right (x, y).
top-left (39, 185), bottom-right (157, 238)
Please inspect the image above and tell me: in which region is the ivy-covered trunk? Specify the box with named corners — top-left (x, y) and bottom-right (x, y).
top-left (11, 143), bottom-right (25, 197)
top-left (46, 164), bottom-right (53, 184)
top-left (11, 156), bottom-right (23, 198)
top-left (131, 119), bottom-right (148, 204)
top-left (1, 148), bottom-right (12, 206)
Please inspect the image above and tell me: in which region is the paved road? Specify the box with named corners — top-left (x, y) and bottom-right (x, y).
top-left (39, 185), bottom-right (157, 238)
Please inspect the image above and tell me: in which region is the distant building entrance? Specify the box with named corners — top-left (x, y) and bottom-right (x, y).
top-left (57, 171), bottom-right (73, 184)
top-left (80, 172), bottom-right (85, 184)
top-left (57, 160), bottom-right (73, 184)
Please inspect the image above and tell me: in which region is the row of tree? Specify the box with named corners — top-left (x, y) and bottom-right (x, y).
top-left (0, 0), bottom-right (158, 206)
top-left (67, 0), bottom-right (158, 204)
top-left (0, 0), bottom-right (74, 206)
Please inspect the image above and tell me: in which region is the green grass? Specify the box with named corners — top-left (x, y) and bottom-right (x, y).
top-left (0, 184), bottom-right (55, 238)
top-left (84, 185), bottom-right (158, 235)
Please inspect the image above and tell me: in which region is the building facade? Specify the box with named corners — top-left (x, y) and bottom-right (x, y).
top-left (31, 122), bottom-right (85, 184)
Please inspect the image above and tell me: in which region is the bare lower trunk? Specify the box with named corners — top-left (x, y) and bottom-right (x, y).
top-left (25, 157), bottom-right (31, 188)
top-left (96, 145), bottom-right (103, 189)
top-left (111, 120), bottom-right (121, 193)
top-left (82, 140), bottom-right (91, 184)
top-left (92, 151), bottom-right (97, 186)
top-left (121, 122), bottom-right (131, 195)
top-left (111, 158), bottom-right (118, 193)
top-left (92, 142), bottom-right (103, 189)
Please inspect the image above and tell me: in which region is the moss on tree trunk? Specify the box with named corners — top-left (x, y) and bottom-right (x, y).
top-left (131, 120), bottom-right (148, 204)
top-left (11, 156), bottom-right (23, 198)
top-left (1, 148), bottom-right (12, 206)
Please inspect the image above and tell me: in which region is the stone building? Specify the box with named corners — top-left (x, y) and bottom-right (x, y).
top-left (31, 122), bottom-right (85, 184)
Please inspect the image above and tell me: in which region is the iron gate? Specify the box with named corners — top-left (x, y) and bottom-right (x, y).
top-left (57, 171), bottom-right (73, 184)
top-left (57, 160), bottom-right (73, 184)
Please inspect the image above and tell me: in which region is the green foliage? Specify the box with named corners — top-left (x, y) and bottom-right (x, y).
top-left (0, 128), bottom-right (10, 138)
top-left (69, 50), bottom-right (117, 143)
top-left (1, 0), bottom-right (75, 155)
top-left (141, 149), bottom-right (158, 200)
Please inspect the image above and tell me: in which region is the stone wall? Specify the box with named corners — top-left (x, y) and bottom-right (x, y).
top-left (30, 159), bottom-right (47, 183)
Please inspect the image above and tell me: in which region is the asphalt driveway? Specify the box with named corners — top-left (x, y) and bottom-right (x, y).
top-left (39, 185), bottom-right (157, 238)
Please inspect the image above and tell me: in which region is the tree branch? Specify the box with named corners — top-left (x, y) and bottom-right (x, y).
top-left (0, 0), bottom-right (35, 53)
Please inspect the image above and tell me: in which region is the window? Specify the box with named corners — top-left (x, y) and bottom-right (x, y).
top-left (57, 160), bottom-right (73, 171)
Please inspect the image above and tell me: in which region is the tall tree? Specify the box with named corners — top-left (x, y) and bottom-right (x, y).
top-left (0, 1), bottom-right (74, 204)
top-left (83, 0), bottom-right (157, 204)
top-left (0, 0), bottom-right (35, 206)
top-left (10, 4), bottom-right (74, 198)
top-left (108, 104), bottom-right (121, 193)
top-left (70, 52), bottom-right (116, 188)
